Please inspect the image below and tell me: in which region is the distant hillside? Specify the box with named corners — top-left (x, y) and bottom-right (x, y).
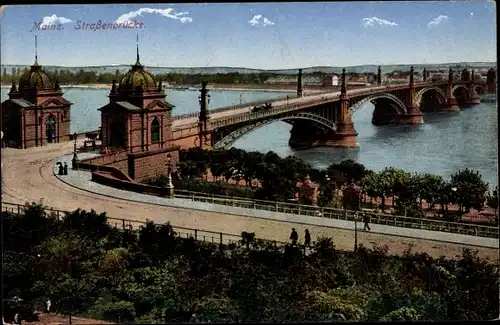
top-left (1, 62), bottom-right (496, 75)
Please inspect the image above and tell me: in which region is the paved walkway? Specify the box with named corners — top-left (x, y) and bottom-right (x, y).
top-left (1, 143), bottom-right (498, 261)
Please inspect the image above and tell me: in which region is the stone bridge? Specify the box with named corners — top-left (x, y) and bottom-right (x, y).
top-left (170, 67), bottom-right (488, 149)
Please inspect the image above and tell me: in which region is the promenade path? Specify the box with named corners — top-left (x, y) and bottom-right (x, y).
top-left (1, 142), bottom-right (498, 262)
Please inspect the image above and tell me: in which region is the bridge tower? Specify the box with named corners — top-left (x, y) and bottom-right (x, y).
top-left (466, 69), bottom-right (481, 105)
top-left (443, 67), bottom-right (460, 110)
top-left (331, 68), bottom-right (358, 147)
top-left (377, 66), bottom-right (381, 86)
top-left (297, 69), bottom-right (303, 97)
top-left (423, 68), bottom-right (427, 82)
top-left (287, 68), bottom-right (358, 148)
top-left (198, 81), bottom-right (211, 148)
top-left (487, 67), bottom-right (497, 94)
top-left (405, 66), bottom-right (424, 123)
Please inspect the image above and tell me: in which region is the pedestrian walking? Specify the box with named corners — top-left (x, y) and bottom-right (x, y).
top-left (63, 162), bottom-right (68, 175)
top-left (363, 213), bottom-right (371, 231)
top-left (304, 229), bottom-right (311, 247)
top-left (290, 228), bottom-right (298, 246)
top-left (46, 299), bottom-right (51, 313)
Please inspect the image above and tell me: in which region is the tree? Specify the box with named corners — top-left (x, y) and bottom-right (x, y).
top-left (486, 186), bottom-right (498, 221)
top-left (328, 160), bottom-right (368, 185)
top-left (449, 169), bottom-right (489, 215)
top-left (418, 174), bottom-right (445, 211)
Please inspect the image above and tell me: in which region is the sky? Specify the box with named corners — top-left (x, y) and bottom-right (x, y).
top-left (0, 2), bottom-right (497, 69)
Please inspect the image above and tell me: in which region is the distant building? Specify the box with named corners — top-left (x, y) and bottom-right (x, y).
top-left (296, 176), bottom-right (319, 205)
top-left (347, 75), bottom-right (368, 86)
top-left (323, 73), bottom-right (340, 86)
top-left (387, 73), bottom-right (410, 84)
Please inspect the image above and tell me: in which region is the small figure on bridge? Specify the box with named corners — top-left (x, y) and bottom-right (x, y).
top-left (304, 229), bottom-right (311, 247)
top-left (363, 213), bottom-right (371, 231)
top-left (63, 162), bottom-right (68, 175)
top-left (290, 228), bottom-right (298, 246)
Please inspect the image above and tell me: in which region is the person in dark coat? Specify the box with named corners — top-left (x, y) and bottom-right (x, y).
top-left (304, 229), bottom-right (311, 247)
top-left (57, 162), bottom-right (64, 175)
top-left (63, 162), bottom-right (68, 175)
top-left (363, 213), bottom-right (371, 231)
top-left (290, 228), bottom-right (298, 246)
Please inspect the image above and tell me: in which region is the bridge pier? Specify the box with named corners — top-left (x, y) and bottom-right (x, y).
top-left (288, 122), bottom-right (358, 148)
top-left (440, 97), bottom-right (460, 111)
top-left (372, 104), bottom-right (424, 125)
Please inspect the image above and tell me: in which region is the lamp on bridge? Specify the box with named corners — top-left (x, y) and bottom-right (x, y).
top-left (198, 81), bottom-right (211, 148)
top-left (198, 93), bottom-right (211, 105)
top-left (71, 132), bottom-right (78, 170)
top-left (165, 153), bottom-right (174, 198)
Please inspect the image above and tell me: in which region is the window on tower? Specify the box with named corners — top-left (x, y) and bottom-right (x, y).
top-left (151, 118), bottom-right (160, 143)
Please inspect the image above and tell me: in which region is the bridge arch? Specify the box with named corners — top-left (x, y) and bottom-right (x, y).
top-left (414, 87), bottom-right (447, 106)
top-left (474, 84), bottom-right (485, 95)
top-left (213, 112), bottom-right (336, 150)
top-left (350, 93), bottom-right (408, 115)
top-left (452, 84), bottom-right (471, 101)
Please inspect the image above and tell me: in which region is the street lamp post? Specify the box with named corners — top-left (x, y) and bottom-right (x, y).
top-left (71, 133), bottom-right (78, 169)
top-left (165, 153), bottom-right (174, 198)
top-left (354, 211), bottom-right (359, 251)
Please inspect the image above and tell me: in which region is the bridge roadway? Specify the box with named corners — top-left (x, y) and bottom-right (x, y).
top-left (1, 141), bottom-right (497, 262)
top-left (171, 81), bottom-right (447, 129)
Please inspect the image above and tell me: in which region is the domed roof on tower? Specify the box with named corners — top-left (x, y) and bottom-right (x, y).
top-left (18, 36), bottom-right (54, 90)
top-left (118, 35), bottom-right (157, 92)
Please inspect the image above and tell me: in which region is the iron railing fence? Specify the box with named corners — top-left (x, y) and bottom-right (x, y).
top-left (1, 201), bottom-right (310, 253)
top-left (171, 189), bottom-right (499, 239)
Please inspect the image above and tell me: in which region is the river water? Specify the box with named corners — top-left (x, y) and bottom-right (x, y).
top-left (1, 87), bottom-right (497, 187)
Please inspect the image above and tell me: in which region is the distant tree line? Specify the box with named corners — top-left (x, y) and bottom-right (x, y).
top-left (0, 68), bottom-right (307, 86)
top-left (1, 66), bottom-right (381, 86)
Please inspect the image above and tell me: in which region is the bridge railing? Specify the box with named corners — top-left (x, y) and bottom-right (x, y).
top-left (209, 81), bottom-right (463, 128)
top-left (173, 94), bottom-right (299, 122)
top-left (0, 201), bottom-right (299, 250)
top-left (171, 190), bottom-right (498, 239)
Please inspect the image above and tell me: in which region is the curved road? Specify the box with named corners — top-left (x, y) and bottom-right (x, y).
top-left (1, 142), bottom-right (497, 262)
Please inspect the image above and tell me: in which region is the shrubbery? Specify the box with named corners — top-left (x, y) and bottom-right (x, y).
top-left (3, 202), bottom-right (499, 323)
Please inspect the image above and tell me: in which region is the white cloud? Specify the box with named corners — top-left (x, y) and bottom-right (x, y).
top-left (41, 14), bottom-right (73, 26)
top-left (116, 8), bottom-right (193, 24)
top-left (362, 16), bottom-right (398, 28)
top-left (249, 14), bottom-right (274, 27)
top-left (427, 15), bottom-right (449, 29)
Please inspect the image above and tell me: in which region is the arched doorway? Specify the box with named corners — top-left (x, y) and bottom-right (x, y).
top-left (45, 115), bottom-right (56, 143)
top-left (109, 120), bottom-right (126, 148)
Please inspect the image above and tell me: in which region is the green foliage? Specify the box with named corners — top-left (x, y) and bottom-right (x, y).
top-left (88, 296), bottom-right (136, 322)
top-left (450, 168), bottom-right (489, 214)
top-left (4, 184), bottom-right (499, 323)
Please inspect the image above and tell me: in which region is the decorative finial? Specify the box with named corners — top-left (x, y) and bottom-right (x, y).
top-left (34, 35), bottom-right (38, 65)
top-left (10, 81), bottom-right (17, 92)
top-left (136, 33), bottom-right (141, 65)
